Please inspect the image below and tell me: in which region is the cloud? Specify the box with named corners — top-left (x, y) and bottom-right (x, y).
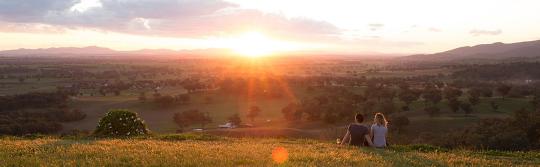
top-left (0, 0), bottom-right (78, 22)
top-left (0, 0), bottom-right (340, 41)
top-left (469, 29), bottom-right (502, 36)
top-left (368, 23), bottom-right (384, 31)
top-left (428, 27), bottom-right (442, 32)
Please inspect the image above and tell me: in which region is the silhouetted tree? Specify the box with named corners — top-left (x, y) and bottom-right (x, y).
top-left (174, 109), bottom-right (212, 130)
top-left (422, 89), bottom-right (442, 105)
top-left (282, 103), bottom-right (303, 122)
top-left (391, 115), bottom-right (410, 133)
top-left (460, 103), bottom-right (473, 115)
top-left (448, 99), bottom-right (461, 113)
top-left (468, 95), bottom-right (480, 106)
top-left (154, 95), bottom-right (175, 107)
top-left (443, 87), bottom-right (463, 100)
top-left (424, 105), bottom-right (440, 117)
top-left (496, 84), bottom-right (512, 99)
top-left (228, 114), bottom-right (242, 126)
top-left (398, 89), bottom-right (420, 111)
top-left (246, 106), bottom-right (261, 122)
top-left (490, 101), bottom-right (499, 112)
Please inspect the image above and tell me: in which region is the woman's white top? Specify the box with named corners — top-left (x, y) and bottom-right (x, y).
top-left (371, 124), bottom-right (387, 147)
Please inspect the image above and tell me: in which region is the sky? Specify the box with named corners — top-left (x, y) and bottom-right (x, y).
top-left (0, 0), bottom-right (539, 55)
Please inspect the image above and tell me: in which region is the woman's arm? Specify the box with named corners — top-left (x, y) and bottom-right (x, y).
top-left (341, 131), bottom-right (350, 145)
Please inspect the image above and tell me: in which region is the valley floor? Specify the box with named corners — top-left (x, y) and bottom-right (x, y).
top-left (0, 136), bottom-right (539, 166)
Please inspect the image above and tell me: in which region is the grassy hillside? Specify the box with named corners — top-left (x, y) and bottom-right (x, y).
top-left (0, 135), bottom-right (538, 166)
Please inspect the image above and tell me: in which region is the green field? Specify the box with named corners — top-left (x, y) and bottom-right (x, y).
top-left (62, 87), bottom-right (530, 138)
top-left (0, 135), bottom-right (538, 166)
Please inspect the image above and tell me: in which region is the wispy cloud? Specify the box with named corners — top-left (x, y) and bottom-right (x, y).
top-left (0, 0), bottom-right (340, 41)
top-left (428, 27), bottom-right (442, 32)
top-left (368, 23), bottom-right (384, 31)
top-left (469, 29), bottom-right (502, 36)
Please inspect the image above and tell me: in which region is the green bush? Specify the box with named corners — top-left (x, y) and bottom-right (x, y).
top-left (94, 109), bottom-right (150, 137)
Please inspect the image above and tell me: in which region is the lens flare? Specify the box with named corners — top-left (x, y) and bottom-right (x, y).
top-left (271, 146), bottom-right (288, 164)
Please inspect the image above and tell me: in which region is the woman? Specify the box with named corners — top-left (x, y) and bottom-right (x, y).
top-left (370, 113), bottom-right (388, 148)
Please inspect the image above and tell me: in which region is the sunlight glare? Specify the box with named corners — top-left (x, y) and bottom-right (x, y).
top-left (229, 32), bottom-right (279, 57)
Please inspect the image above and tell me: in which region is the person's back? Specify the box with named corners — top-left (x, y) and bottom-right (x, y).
top-left (348, 124), bottom-right (369, 146)
top-left (371, 124), bottom-right (387, 147)
top-left (371, 113), bottom-right (388, 148)
top-left (340, 114), bottom-right (374, 147)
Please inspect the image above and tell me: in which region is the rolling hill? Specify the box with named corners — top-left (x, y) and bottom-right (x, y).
top-left (0, 46), bottom-right (235, 57)
top-left (403, 40), bottom-right (540, 61)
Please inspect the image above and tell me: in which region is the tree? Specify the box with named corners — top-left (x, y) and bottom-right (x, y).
top-left (443, 87), bottom-right (463, 100)
top-left (175, 94), bottom-right (190, 104)
top-left (94, 109), bottom-right (149, 137)
top-left (391, 115), bottom-right (410, 133)
top-left (424, 105), bottom-right (440, 117)
top-left (468, 95), bottom-right (480, 106)
top-left (228, 114), bottom-right (242, 126)
top-left (173, 109), bottom-right (212, 130)
top-left (282, 103), bottom-right (303, 122)
top-left (460, 103), bottom-right (473, 115)
top-left (323, 112), bottom-right (338, 124)
top-left (398, 90), bottom-right (420, 112)
top-left (302, 100), bottom-right (324, 121)
top-left (422, 89), bottom-right (442, 105)
top-left (490, 101), bottom-right (499, 112)
top-left (398, 82), bottom-right (410, 90)
top-left (154, 95), bottom-right (175, 107)
top-left (531, 95), bottom-right (540, 110)
top-left (246, 106), bottom-right (261, 122)
top-left (375, 100), bottom-right (397, 115)
top-left (138, 92), bottom-right (147, 102)
top-left (496, 84), bottom-right (512, 99)
top-left (468, 87), bottom-right (486, 98)
top-left (448, 99), bottom-right (461, 113)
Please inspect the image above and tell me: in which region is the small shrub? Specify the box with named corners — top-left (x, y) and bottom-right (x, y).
top-left (94, 109), bottom-right (150, 137)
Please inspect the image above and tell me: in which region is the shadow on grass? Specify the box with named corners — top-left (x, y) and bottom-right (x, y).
top-left (360, 145), bottom-right (449, 166)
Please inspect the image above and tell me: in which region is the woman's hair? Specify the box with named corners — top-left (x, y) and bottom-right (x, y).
top-left (374, 113), bottom-right (388, 127)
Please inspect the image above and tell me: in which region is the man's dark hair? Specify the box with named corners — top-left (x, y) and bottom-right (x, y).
top-left (355, 113), bottom-right (364, 123)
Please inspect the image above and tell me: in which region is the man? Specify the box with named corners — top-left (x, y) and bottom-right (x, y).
top-left (340, 113), bottom-right (374, 147)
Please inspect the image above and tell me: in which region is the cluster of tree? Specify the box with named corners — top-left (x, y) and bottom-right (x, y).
top-left (444, 108), bottom-right (540, 151)
top-left (0, 92), bottom-right (85, 135)
top-left (280, 86), bottom-right (398, 124)
top-left (173, 109), bottom-right (212, 131)
top-left (0, 108), bottom-right (86, 135)
top-left (0, 92), bottom-right (69, 112)
top-left (452, 62), bottom-right (540, 80)
top-left (152, 94), bottom-right (190, 107)
top-left (218, 77), bottom-right (284, 98)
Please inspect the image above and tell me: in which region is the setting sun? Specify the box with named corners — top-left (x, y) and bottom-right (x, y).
top-left (229, 32), bottom-right (277, 57)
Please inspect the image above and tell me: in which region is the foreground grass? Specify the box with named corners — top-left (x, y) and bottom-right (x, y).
top-left (0, 135), bottom-right (539, 166)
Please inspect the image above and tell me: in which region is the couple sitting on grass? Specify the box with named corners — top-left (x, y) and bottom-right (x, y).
top-left (340, 113), bottom-right (388, 148)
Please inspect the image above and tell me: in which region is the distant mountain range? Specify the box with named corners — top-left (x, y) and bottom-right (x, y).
top-left (2, 39), bottom-right (540, 60)
top-left (0, 46), bottom-right (234, 57)
top-left (403, 40), bottom-right (540, 61)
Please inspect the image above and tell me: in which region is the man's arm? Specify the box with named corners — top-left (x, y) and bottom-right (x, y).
top-left (341, 131), bottom-right (350, 145)
top-left (364, 134), bottom-right (374, 147)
